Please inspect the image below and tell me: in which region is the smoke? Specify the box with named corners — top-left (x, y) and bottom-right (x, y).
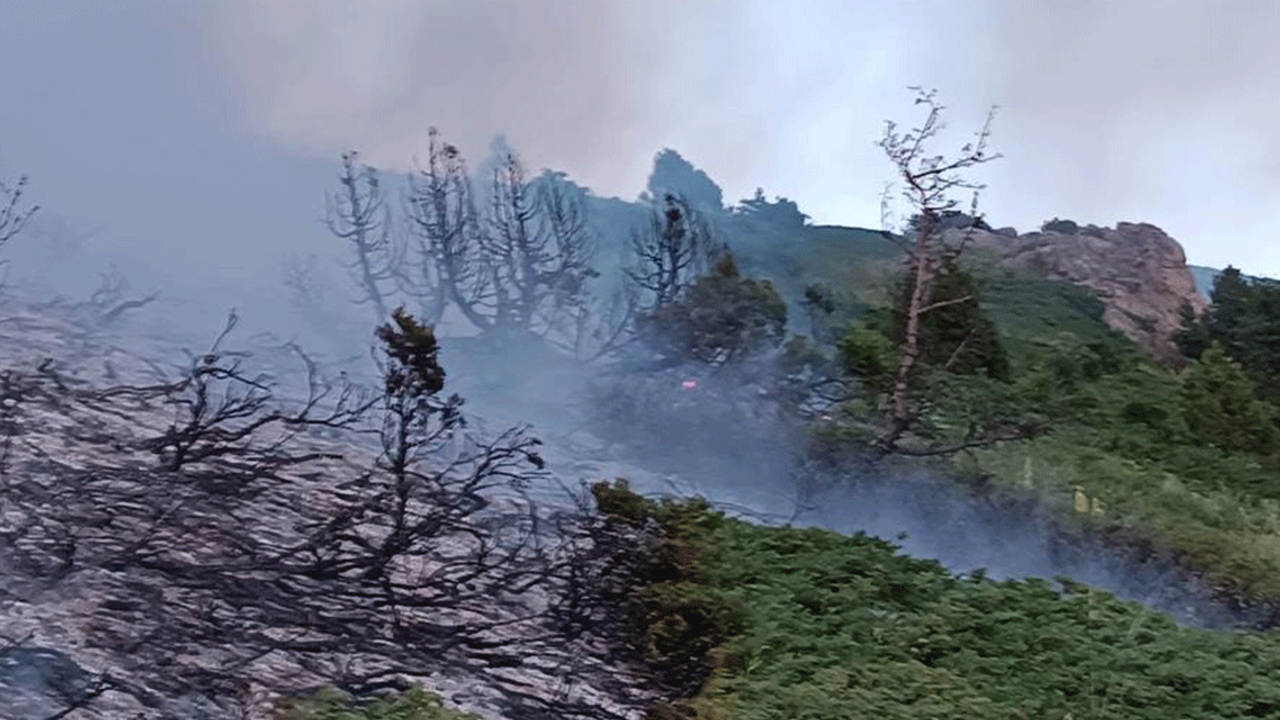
top-left (206, 0), bottom-right (1280, 274)
top-left (960, 0), bottom-right (1280, 273)
top-left (203, 1), bottom-right (907, 223)
top-left (208, 0), bottom-right (693, 197)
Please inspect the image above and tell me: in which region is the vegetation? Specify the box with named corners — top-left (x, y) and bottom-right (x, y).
top-left (21, 86), bottom-right (1280, 720)
top-left (1177, 266), bottom-right (1280, 406)
top-left (0, 155), bottom-right (37, 282)
top-left (635, 252), bottom-right (788, 368)
top-left (277, 686), bottom-right (482, 720)
top-left (878, 253), bottom-right (1010, 382)
top-left (584, 484), bottom-right (1280, 720)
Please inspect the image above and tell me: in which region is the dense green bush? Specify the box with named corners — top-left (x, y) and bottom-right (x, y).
top-left (837, 322), bottom-right (897, 381)
top-left (1041, 217), bottom-right (1080, 234)
top-left (274, 686), bottom-right (481, 720)
top-left (629, 493), bottom-right (1280, 720)
top-left (591, 480), bottom-right (744, 696)
top-left (1180, 342), bottom-right (1280, 455)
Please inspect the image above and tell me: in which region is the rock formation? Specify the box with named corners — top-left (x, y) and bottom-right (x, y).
top-left (963, 222), bottom-right (1206, 362)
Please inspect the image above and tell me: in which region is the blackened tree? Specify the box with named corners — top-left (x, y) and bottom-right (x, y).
top-left (0, 306), bottom-right (649, 718)
top-left (326, 151), bottom-right (402, 325)
top-left (0, 155), bottom-right (36, 250)
top-left (0, 155), bottom-right (38, 283)
top-left (624, 193), bottom-right (721, 311)
top-left (402, 128), bottom-right (481, 327)
top-left (400, 130), bottom-right (600, 348)
top-left (483, 157), bottom-right (599, 342)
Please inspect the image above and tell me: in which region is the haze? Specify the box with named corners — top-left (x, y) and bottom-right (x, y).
top-left (0, 0), bottom-right (1276, 305)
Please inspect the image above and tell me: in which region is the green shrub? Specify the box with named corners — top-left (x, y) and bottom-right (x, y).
top-left (1041, 217), bottom-right (1080, 234)
top-left (274, 685), bottom-right (481, 720)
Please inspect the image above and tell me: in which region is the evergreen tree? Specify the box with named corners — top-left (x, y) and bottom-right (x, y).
top-left (634, 251), bottom-right (787, 367)
top-left (1176, 266), bottom-right (1280, 406)
top-left (886, 255), bottom-right (1010, 381)
top-left (1180, 342), bottom-right (1280, 455)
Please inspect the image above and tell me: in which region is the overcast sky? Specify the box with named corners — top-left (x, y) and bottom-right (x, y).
top-left (1, 0), bottom-right (1277, 286)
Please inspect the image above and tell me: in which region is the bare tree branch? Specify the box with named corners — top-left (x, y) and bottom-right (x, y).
top-left (875, 87), bottom-right (1000, 454)
top-left (624, 194), bottom-right (719, 311)
top-left (326, 151), bottom-right (403, 324)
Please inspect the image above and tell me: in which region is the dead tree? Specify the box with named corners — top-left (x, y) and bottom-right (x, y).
top-left (624, 193), bottom-right (720, 311)
top-left (565, 279), bottom-right (639, 362)
top-left (282, 251), bottom-right (329, 315)
top-left (0, 158), bottom-right (37, 250)
top-left (483, 157), bottom-right (599, 343)
top-left (875, 87), bottom-right (1000, 454)
top-left (327, 151), bottom-right (402, 325)
top-left (0, 157), bottom-right (38, 285)
top-left (72, 266), bottom-right (160, 328)
top-left (403, 127), bottom-right (487, 328)
top-left (403, 131), bottom-right (602, 348)
top-left (282, 251), bottom-right (366, 358)
top-left (131, 310), bottom-right (371, 478)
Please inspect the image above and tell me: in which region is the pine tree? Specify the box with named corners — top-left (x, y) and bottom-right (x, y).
top-left (1180, 342), bottom-right (1280, 455)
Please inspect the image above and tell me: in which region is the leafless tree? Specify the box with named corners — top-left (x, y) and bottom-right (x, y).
top-left (403, 127), bottom-right (487, 328)
top-left (563, 278), bottom-right (640, 362)
top-left (483, 157), bottom-right (599, 343)
top-left (624, 193), bottom-right (720, 311)
top-left (129, 310), bottom-right (372, 476)
top-left (283, 251), bottom-right (325, 307)
top-left (0, 157), bottom-right (38, 286)
top-left (876, 87), bottom-right (1000, 454)
top-left (0, 158), bottom-right (37, 250)
top-left (326, 151), bottom-right (403, 325)
top-left (72, 266), bottom-right (160, 329)
top-left (401, 131), bottom-right (602, 348)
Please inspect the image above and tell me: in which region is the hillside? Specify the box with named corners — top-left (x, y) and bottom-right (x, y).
top-left (724, 217), bottom-right (1206, 365)
top-left (601, 485), bottom-right (1280, 720)
top-left (589, 204), bottom-right (1280, 717)
top-left (715, 209), bottom-right (1280, 610)
top-left (8, 142), bottom-right (1280, 720)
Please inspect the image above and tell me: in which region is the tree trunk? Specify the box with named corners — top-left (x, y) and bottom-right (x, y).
top-left (881, 214), bottom-right (935, 452)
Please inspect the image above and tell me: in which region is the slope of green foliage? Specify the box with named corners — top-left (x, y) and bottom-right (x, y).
top-left (742, 220), bottom-right (1280, 606)
top-left (975, 264), bottom-right (1141, 372)
top-left (598, 486), bottom-right (1280, 720)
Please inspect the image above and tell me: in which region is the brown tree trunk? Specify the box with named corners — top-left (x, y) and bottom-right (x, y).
top-left (881, 213), bottom-right (935, 452)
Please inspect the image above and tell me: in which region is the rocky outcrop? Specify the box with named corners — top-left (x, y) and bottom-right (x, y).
top-left (963, 222), bottom-right (1206, 362)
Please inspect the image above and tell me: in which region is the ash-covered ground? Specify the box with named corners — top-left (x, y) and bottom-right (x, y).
top-left (0, 277), bottom-right (1262, 720)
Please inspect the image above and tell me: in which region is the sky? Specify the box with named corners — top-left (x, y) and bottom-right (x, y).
top-left (0, 0), bottom-right (1278, 291)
